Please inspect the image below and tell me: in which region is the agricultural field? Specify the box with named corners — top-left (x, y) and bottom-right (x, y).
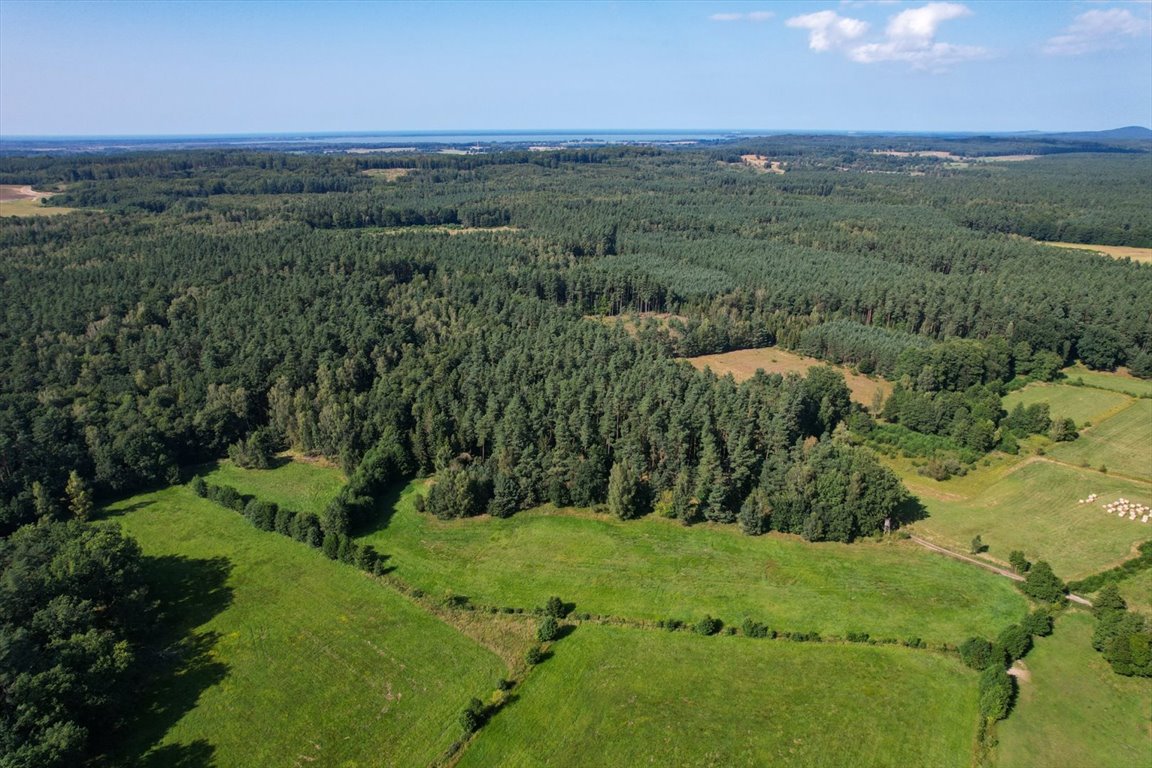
top-left (357, 481), bottom-right (1026, 644)
top-left (1040, 241), bottom-right (1152, 265)
top-left (904, 458), bottom-right (1151, 580)
top-left (0, 184), bottom-right (73, 216)
top-left (1112, 569), bottom-right (1152, 615)
top-left (105, 483), bottom-right (503, 768)
top-left (462, 624), bottom-right (979, 768)
top-left (1060, 364), bottom-right (1152, 398)
top-left (199, 455), bottom-right (345, 517)
top-left (1047, 399), bottom-right (1152, 482)
top-left (683, 346), bottom-right (891, 406)
top-left (1002, 382), bottom-right (1133, 428)
top-left (996, 612), bottom-right (1152, 768)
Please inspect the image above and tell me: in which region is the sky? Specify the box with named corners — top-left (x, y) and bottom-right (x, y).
top-left (1, 1), bottom-right (1150, 136)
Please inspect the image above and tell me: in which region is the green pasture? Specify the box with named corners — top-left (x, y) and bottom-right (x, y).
top-left (357, 480), bottom-right (1026, 644)
top-left (462, 625), bottom-right (979, 768)
top-left (106, 484), bottom-right (502, 768)
top-left (906, 459), bottom-right (1151, 580)
top-left (1061, 364), bottom-right (1152, 398)
top-left (199, 455), bottom-right (344, 517)
top-left (1112, 569), bottom-right (1152, 616)
top-left (996, 611), bottom-right (1152, 768)
top-left (1047, 399), bottom-right (1152, 482)
top-left (1002, 382), bottom-right (1133, 427)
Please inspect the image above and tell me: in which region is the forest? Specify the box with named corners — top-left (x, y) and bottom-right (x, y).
top-left (1, 136), bottom-right (1151, 765)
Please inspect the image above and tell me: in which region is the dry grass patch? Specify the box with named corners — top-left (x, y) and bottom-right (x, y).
top-left (0, 184), bottom-right (74, 217)
top-left (362, 168), bottom-right (415, 181)
top-left (739, 154), bottom-right (785, 174)
top-left (588, 312), bottom-right (688, 339)
top-left (683, 347), bottom-right (891, 406)
top-left (1039, 241), bottom-right (1152, 264)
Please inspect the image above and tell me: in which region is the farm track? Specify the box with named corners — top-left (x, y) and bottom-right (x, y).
top-left (909, 535), bottom-right (1092, 607)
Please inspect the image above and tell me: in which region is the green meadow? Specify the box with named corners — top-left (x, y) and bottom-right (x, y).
top-left (905, 459), bottom-right (1151, 580)
top-left (996, 611), bottom-right (1152, 768)
top-left (199, 455), bottom-right (345, 517)
top-left (1002, 382), bottom-right (1133, 427)
top-left (106, 484), bottom-right (503, 768)
top-left (1060, 364), bottom-right (1152, 398)
top-left (1047, 399), bottom-right (1152, 482)
top-left (462, 625), bottom-right (979, 768)
top-left (356, 480), bottom-right (1026, 644)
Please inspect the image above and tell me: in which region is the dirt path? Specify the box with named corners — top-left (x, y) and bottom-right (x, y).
top-left (909, 535), bottom-right (1093, 607)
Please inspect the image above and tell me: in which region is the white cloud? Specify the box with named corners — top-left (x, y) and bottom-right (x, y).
top-left (710, 11), bottom-right (775, 23)
top-left (1043, 9), bottom-right (1151, 56)
top-left (786, 10), bottom-right (870, 51)
top-left (787, 3), bottom-right (989, 71)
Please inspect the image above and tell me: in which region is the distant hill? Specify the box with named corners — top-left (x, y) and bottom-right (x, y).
top-left (1038, 126), bottom-right (1152, 141)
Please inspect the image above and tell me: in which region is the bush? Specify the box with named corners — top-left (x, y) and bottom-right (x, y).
top-left (959, 637), bottom-right (995, 670)
top-left (189, 475), bottom-right (207, 497)
top-left (543, 596), bottom-right (571, 618)
top-left (1008, 550), bottom-right (1030, 574)
top-left (459, 697), bottom-right (486, 734)
top-left (1022, 609), bottom-right (1054, 638)
top-left (741, 618), bottom-right (771, 638)
top-left (537, 616), bottom-right (560, 642)
top-left (978, 666), bottom-right (1015, 721)
top-left (694, 615), bottom-right (722, 636)
top-left (1020, 561), bottom-right (1066, 603)
top-left (970, 535), bottom-right (986, 554)
top-left (996, 624), bottom-right (1032, 662)
top-left (525, 645), bottom-right (545, 665)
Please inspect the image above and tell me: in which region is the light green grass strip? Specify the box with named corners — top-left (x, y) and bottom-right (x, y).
top-left (1048, 399), bottom-right (1152, 483)
top-left (108, 485), bottom-right (502, 768)
top-left (462, 624), bottom-right (979, 768)
top-left (1003, 382), bottom-right (1133, 427)
top-left (200, 457), bottom-right (344, 517)
top-left (997, 611), bottom-right (1152, 768)
top-left (358, 480), bottom-right (1026, 644)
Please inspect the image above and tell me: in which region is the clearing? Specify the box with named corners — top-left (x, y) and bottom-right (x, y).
top-left (357, 480), bottom-right (1026, 644)
top-left (106, 482), bottom-right (503, 768)
top-left (1047, 399), bottom-right (1152, 482)
top-left (462, 624), bottom-right (979, 768)
top-left (361, 168), bottom-right (414, 181)
top-left (199, 455), bottom-right (344, 517)
top-left (1039, 241), bottom-right (1152, 265)
top-left (0, 184), bottom-right (73, 217)
top-left (739, 154), bottom-right (786, 174)
top-left (1002, 382), bottom-right (1133, 428)
top-left (903, 458), bottom-right (1151, 580)
top-left (996, 611), bottom-right (1152, 768)
top-left (683, 346), bottom-right (891, 407)
top-left (1060, 364), bottom-right (1152, 398)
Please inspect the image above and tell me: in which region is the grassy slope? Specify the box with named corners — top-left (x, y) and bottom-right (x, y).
top-left (462, 625), bottom-right (979, 768)
top-left (1048, 399), bottom-right (1152, 482)
top-left (199, 456), bottom-right (344, 517)
top-left (357, 481), bottom-right (1026, 643)
top-left (1002, 382), bottom-right (1133, 427)
top-left (997, 611), bottom-right (1152, 768)
top-left (905, 459), bottom-right (1151, 580)
top-left (1114, 569), bottom-right (1152, 615)
top-left (107, 484), bottom-right (503, 768)
top-left (1061, 365), bottom-right (1152, 398)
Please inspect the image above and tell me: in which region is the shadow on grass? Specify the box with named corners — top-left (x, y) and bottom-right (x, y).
top-left (353, 481), bottom-right (409, 536)
top-left (896, 494), bottom-right (929, 526)
top-left (108, 554), bottom-right (234, 766)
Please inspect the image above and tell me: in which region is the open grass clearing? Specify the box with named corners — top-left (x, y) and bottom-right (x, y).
top-left (361, 168), bottom-right (414, 180)
top-left (903, 458), bottom-right (1151, 580)
top-left (1002, 382), bottom-right (1133, 427)
top-left (106, 485), bottom-right (503, 768)
top-left (198, 455), bottom-right (344, 517)
top-left (1040, 241), bottom-right (1152, 264)
top-left (461, 624), bottom-right (979, 768)
top-left (682, 346), bottom-right (891, 407)
top-left (1061, 364), bottom-right (1152, 398)
top-left (357, 480), bottom-right (1026, 644)
top-left (996, 611), bottom-right (1152, 768)
top-left (1047, 399), bottom-right (1152, 482)
top-left (0, 185), bottom-right (74, 217)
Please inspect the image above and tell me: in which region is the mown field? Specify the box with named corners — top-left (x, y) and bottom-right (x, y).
top-left (996, 611), bottom-right (1152, 768)
top-left (199, 455), bottom-right (345, 517)
top-left (1047, 399), bottom-right (1152, 482)
top-left (106, 482), bottom-right (503, 768)
top-left (683, 346), bottom-right (891, 406)
top-left (1002, 382), bottom-right (1133, 427)
top-left (904, 458), bottom-right (1151, 580)
top-left (462, 624), bottom-right (979, 768)
top-left (357, 480), bottom-right (1026, 643)
top-left (1112, 569), bottom-right (1152, 616)
top-left (1061, 365), bottom-right (1152, 398)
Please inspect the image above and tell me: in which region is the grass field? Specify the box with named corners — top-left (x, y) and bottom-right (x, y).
top-left (1002, 382), bottom-right (1133, 427)
top-left (904, 458), bottom-right (1151, 580)
top-left (462, 624), bottom-right (979, 768)
top-left (1061, 364), bottom-right (1152, 398)
top-left (1047, 399), bottom-right (1152, 482)
top-left (106, 484), bottom-right (503, 768)
top-left (996, 611), bottom-right (1152, 768)
top-left (683, 346), bottom-right (891, 406)
top-left (357, 481), bottom-right (1026, 643)
top-left (198, 455), bottom-right (344, 517)
top-left (1113, 569), bottom-right (1152, 615)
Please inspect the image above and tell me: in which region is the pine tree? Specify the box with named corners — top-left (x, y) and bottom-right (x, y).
top-left (65, 471), bottom-right (93, 521)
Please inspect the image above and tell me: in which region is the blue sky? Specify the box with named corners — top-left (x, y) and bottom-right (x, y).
top-left (1, 1), bottom-right (1149, 135)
